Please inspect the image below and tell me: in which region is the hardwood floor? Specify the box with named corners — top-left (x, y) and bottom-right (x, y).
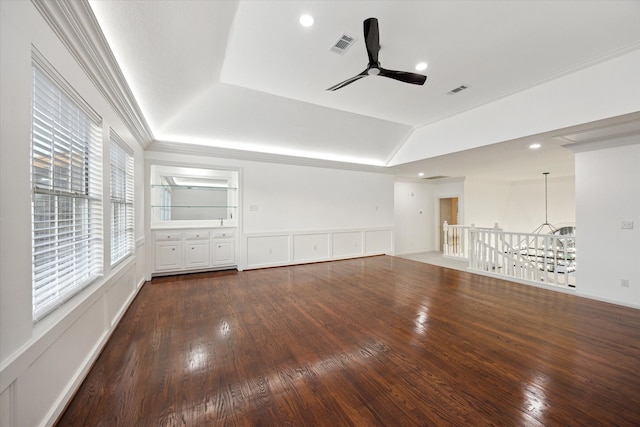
top-left (56, 256), bottom-right (640, 426)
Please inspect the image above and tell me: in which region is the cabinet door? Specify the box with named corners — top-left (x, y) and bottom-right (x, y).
top-left (185, 241), bottom-right (210, 268)
top-left (155, 242), bottom-right (182, 271)
top-left (213, 240), bottom-right (235, 265)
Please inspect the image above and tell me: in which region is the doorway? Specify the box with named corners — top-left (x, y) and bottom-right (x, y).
top-left (439, 197), bottom-right (458, 251)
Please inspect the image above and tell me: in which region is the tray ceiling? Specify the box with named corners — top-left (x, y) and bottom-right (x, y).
top-left (88, 0), bottom-right (640, 180)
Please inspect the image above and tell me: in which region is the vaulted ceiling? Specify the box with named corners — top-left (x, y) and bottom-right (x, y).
top-left (88, 0), bottom-right (640, 181)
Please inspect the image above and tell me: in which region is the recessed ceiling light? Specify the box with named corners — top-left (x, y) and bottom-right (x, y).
top-left (415, 62), bottom-right (428, 71)
top-left (299, 14), bottom-right (315, 27)
top-left (418, 172), bottom-right (425, 177)
top-left (529, 143), bottom-right (542, 149)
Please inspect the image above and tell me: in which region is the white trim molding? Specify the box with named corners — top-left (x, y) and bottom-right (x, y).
top-left (148, 141), bottom-right (393, 175)
top-left (565, 136), bottom-right (640, 153)
top-left (31, 0), bottom-right (153, 147)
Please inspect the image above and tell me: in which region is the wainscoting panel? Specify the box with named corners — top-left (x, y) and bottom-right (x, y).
top-left (244, 228), bottom-right (392, 270)
top-left (0, 259), bottom-right (144, 427)
top-left (246, 235), bottom-right (290, 268)
top-left (365, 229), bottom-right (393, 256)
top-left (106, 267), bottom-right (136, 327)
top-left (332, 231), bottom-right (364, 258)
top-left (293, 233), bottom-right (330, 263)
top-left (16, 298), bottom-right (106, 427)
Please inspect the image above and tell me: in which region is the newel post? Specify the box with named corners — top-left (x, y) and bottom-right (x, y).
top-left (442, 221), bottom-right (449, 255)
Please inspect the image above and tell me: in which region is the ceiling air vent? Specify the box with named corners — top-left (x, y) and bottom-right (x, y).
top-left (422, 175), bottom-right (449, 180)
top-left (447, 85), bottom-right (469, 95)
top-left (330, 33), bottom-right (356, 54)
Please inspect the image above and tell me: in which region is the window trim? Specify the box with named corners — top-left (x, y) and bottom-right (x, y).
top-left (110, 129), bottom-right (134, 266)
top-left (31, 48), bottom-right (103, 322)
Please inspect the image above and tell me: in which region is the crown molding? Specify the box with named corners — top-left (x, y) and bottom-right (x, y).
top-left (147, 141), bottom-right (393, 174)
top-left (31, 0), bottom-right (153, 147)
top-left (565, 136), bottom-right (640, 154)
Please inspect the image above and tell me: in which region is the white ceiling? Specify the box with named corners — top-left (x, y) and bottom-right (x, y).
top-left (388, 112), bottom-right (640, 180)
top-left (88, 0), bottom-right (640, 181)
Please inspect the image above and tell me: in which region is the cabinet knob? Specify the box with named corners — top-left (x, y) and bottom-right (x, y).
top-left (172, 248), bottom-right (175, 251)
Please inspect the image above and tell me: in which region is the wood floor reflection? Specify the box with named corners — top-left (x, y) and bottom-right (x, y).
top-left (56, 256), bottom-right (640, 426)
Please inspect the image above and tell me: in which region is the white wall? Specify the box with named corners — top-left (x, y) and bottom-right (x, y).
top-left (242, 162), bottom-right (393, 233)
top-left (461, 176), bottom-right (576, 233)
top-left (146, 148), bottom-right (395, 270)
top-left (574, 142), bottom-right (640, 308)
top-left (502, 176), bottom-right (576, 232)
top-left (463, 178), bottom-right (509, 228)
top-left (394, 180), bottom-right (435, 254)
top-left (393, 178), bottom-right (470, 255)
top-left (432, 179), bottom-right (465, 248)
top-left (241, 160), bottom-right (395, 268)
top-left (0, 3), bottom-right (147, 426)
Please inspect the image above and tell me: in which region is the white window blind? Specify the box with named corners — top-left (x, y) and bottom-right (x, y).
top-left (31, 53), bottom-right (103, 322)
top-left (110, 131), bottom-right (134, 266)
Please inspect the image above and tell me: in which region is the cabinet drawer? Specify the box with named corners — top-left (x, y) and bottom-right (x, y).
top-left (185, 231), bottom-right (210, 240)
top-left (213, 230), bottom-right (235, 239)
top-left (155, 232), bottom-right (181, 242)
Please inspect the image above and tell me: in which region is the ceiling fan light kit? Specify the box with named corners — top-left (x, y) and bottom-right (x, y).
top-left (327, 17), bottom-right (427, 91)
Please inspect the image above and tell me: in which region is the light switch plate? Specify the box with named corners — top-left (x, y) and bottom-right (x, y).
top-left (621, 221), bottom-right (634, 230)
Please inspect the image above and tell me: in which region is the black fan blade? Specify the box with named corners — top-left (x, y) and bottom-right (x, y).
top-left (364, 17), bottom-right (380, 65)
top-left (326, 70), bottom-right (368, 91)
top-left (327, 18), bottom-right (427, 91)
top-left (379, 68), bottom-right (427, 86)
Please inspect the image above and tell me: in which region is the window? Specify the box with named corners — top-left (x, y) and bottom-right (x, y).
top-left (31, 52), bottom-right (103, 322)
top-left (110, 131), bottom-right (134, 265)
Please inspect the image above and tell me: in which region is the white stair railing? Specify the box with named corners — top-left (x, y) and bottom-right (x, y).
top-left (443, 222), bottom-right (499, 260)
top-left (468, 226), bottom-right (576, 288)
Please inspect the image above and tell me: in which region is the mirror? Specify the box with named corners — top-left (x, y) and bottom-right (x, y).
top-left (150, 165), bottom-right (238, 226)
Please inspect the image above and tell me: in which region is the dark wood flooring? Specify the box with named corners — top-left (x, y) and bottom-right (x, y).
top-left (56, 256), bottom-right (640, 426)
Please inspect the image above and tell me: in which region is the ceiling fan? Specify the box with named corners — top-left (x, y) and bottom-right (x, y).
top-left (327, 17), bottom-right (427, 91)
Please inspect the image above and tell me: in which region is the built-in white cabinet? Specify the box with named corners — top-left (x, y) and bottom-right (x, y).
top-left (152, 228), bottom-right (236, 275)
top-left (155, 242), bottom-right (182, 271)
top-left (185, 231), bottom-right (210, 268)
top-left (154, 231), bottom-right (182, 271)
top-left (213, 240), bottom-right (235, 265)
top-left (212, 229), bottom-right (235, 265)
